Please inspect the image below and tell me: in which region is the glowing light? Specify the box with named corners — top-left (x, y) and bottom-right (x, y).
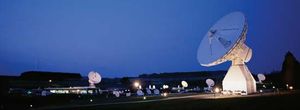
top-left (134, 82), bottom-right (140, 88)
top-left (163, 85), bottom-right (169, 89)
top-left (214, 87), bottom-right (220, 93)
top-left (143, 96), bottom-right (146, 100)
top-left (27, 91), bottom-right (32, 94)
top-left (163, 93), bottom-right (168, 97)
top-left (29, 105), bottom-right (33, 107)
top-left (289, 86), bottom-right (293, 90)
top-left (90, 99), bottom-right (93, 102)
top-left (181, 81), bottom-right (188, 88)
top-left (49, 79), bottom-right (52, 83)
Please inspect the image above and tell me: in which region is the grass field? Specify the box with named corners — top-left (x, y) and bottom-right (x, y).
top-left (33, 91), bottom-right (300, 110)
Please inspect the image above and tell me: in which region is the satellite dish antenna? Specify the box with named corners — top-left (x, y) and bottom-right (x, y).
top-left (113, 91), bottom-right (120, 97)
top-left (181, 81), bottom-right (188, 88)
top-left (197, 12), bottom-right (256, 94)
top-left (137, 90), bottom-right (144, 96)
top-left (206, 79), bottom-right (215, 88)
top-left (154, 89), bottom-right (160, 95)
top-left (88, 71), bottom-right (101, 87)
top-left (257, 74), bottom-right (266, 83)
top-left (146, 88), bottom-right (152, 95)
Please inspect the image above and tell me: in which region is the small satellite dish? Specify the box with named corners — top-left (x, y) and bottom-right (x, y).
top-left (137, 90), bottom-right (144, 96)
top-left (146, 88), bottom-right (152, 94)
top-left (257, 74), bottom-right (266, 83)
top-left (154, 89), bottom-right (160, 95)
top-left (113, 91), bottom-right (120, 97)
top-left (181, 81), bottom-right (188, 88)
top-left (206, 79), bottom-right (215, 87)
top-left (88, 71), bottom-right (101, 87)
top-left (126, 92), bottom-right (131, 97)
top-left (197, 12), bottom-right (256, 94)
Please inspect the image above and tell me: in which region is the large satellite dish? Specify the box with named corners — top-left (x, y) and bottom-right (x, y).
top-left (197, 12), bottom-right (256, 94)
top-left (88, 71), bottom-right (101, 87)
top-left (198, 12), bottom-right (251, 66)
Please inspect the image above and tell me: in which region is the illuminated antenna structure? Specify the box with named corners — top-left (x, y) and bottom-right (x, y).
top-left (257, 74), bottom-right (266, 83)
top-left (206, 79), bottom-right (215, 88)
top-left (88, 71), bottom-right (101, 88)
top-left (197, 12), bottom-right (256, 94)
top-left (181, 81), bottom-right (188, 88)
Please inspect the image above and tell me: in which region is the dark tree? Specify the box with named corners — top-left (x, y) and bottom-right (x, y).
top-left (120, 77), bottom-right (131, 87)
top-left (281, 51), bottom-right (300, 88)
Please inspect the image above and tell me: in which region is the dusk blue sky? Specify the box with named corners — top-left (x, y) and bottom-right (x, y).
top-left (1, 0), bottom-right (300, 77)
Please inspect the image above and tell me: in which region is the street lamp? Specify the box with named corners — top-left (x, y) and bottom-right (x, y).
top-left (134, 82), bottom-right (140, 88)
top-left (163, 93), bottom-right (168, 97)
top-left (214, 87), bottom-right (220, 98)
top-left (215, 88), bottom-right (220, 93)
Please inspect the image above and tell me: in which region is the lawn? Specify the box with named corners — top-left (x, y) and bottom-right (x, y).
top-left (37, 91), bottom-right (300, 110)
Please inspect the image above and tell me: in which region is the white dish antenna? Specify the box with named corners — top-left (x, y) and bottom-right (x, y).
top-left (198, 12), bottom-right (251, 66)
top-left (206, 79), bottom-right (215, 87)
top-left (257, 74), bottom-right (266, 83)
top-left (146, 88), bottom-right (152, 94)
top-left (137, 90), bottom-right (144, 96)
top-left (112, 91), bottom-right (120, 97)
top-left (154, 89), bottom-right (160, 95)
top-left (197, 12), bottom-right (256, 94)
top-left (181, 81), bottom-right (188, 88)
top-left (88, 71), bottom-right (101, 87)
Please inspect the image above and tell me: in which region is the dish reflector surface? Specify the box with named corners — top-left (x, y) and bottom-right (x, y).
top-left (197, 12), bottom-right (246, 66)
top-left (88, 71), bottom-right (101, 84)
top-left (181, 81), bottom-right (188, 88)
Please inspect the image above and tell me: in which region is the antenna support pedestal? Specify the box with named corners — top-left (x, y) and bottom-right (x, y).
top-left (222, 61), bottom-right (256, 94)
top-left (89, 83), bottom-right (96, 88)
